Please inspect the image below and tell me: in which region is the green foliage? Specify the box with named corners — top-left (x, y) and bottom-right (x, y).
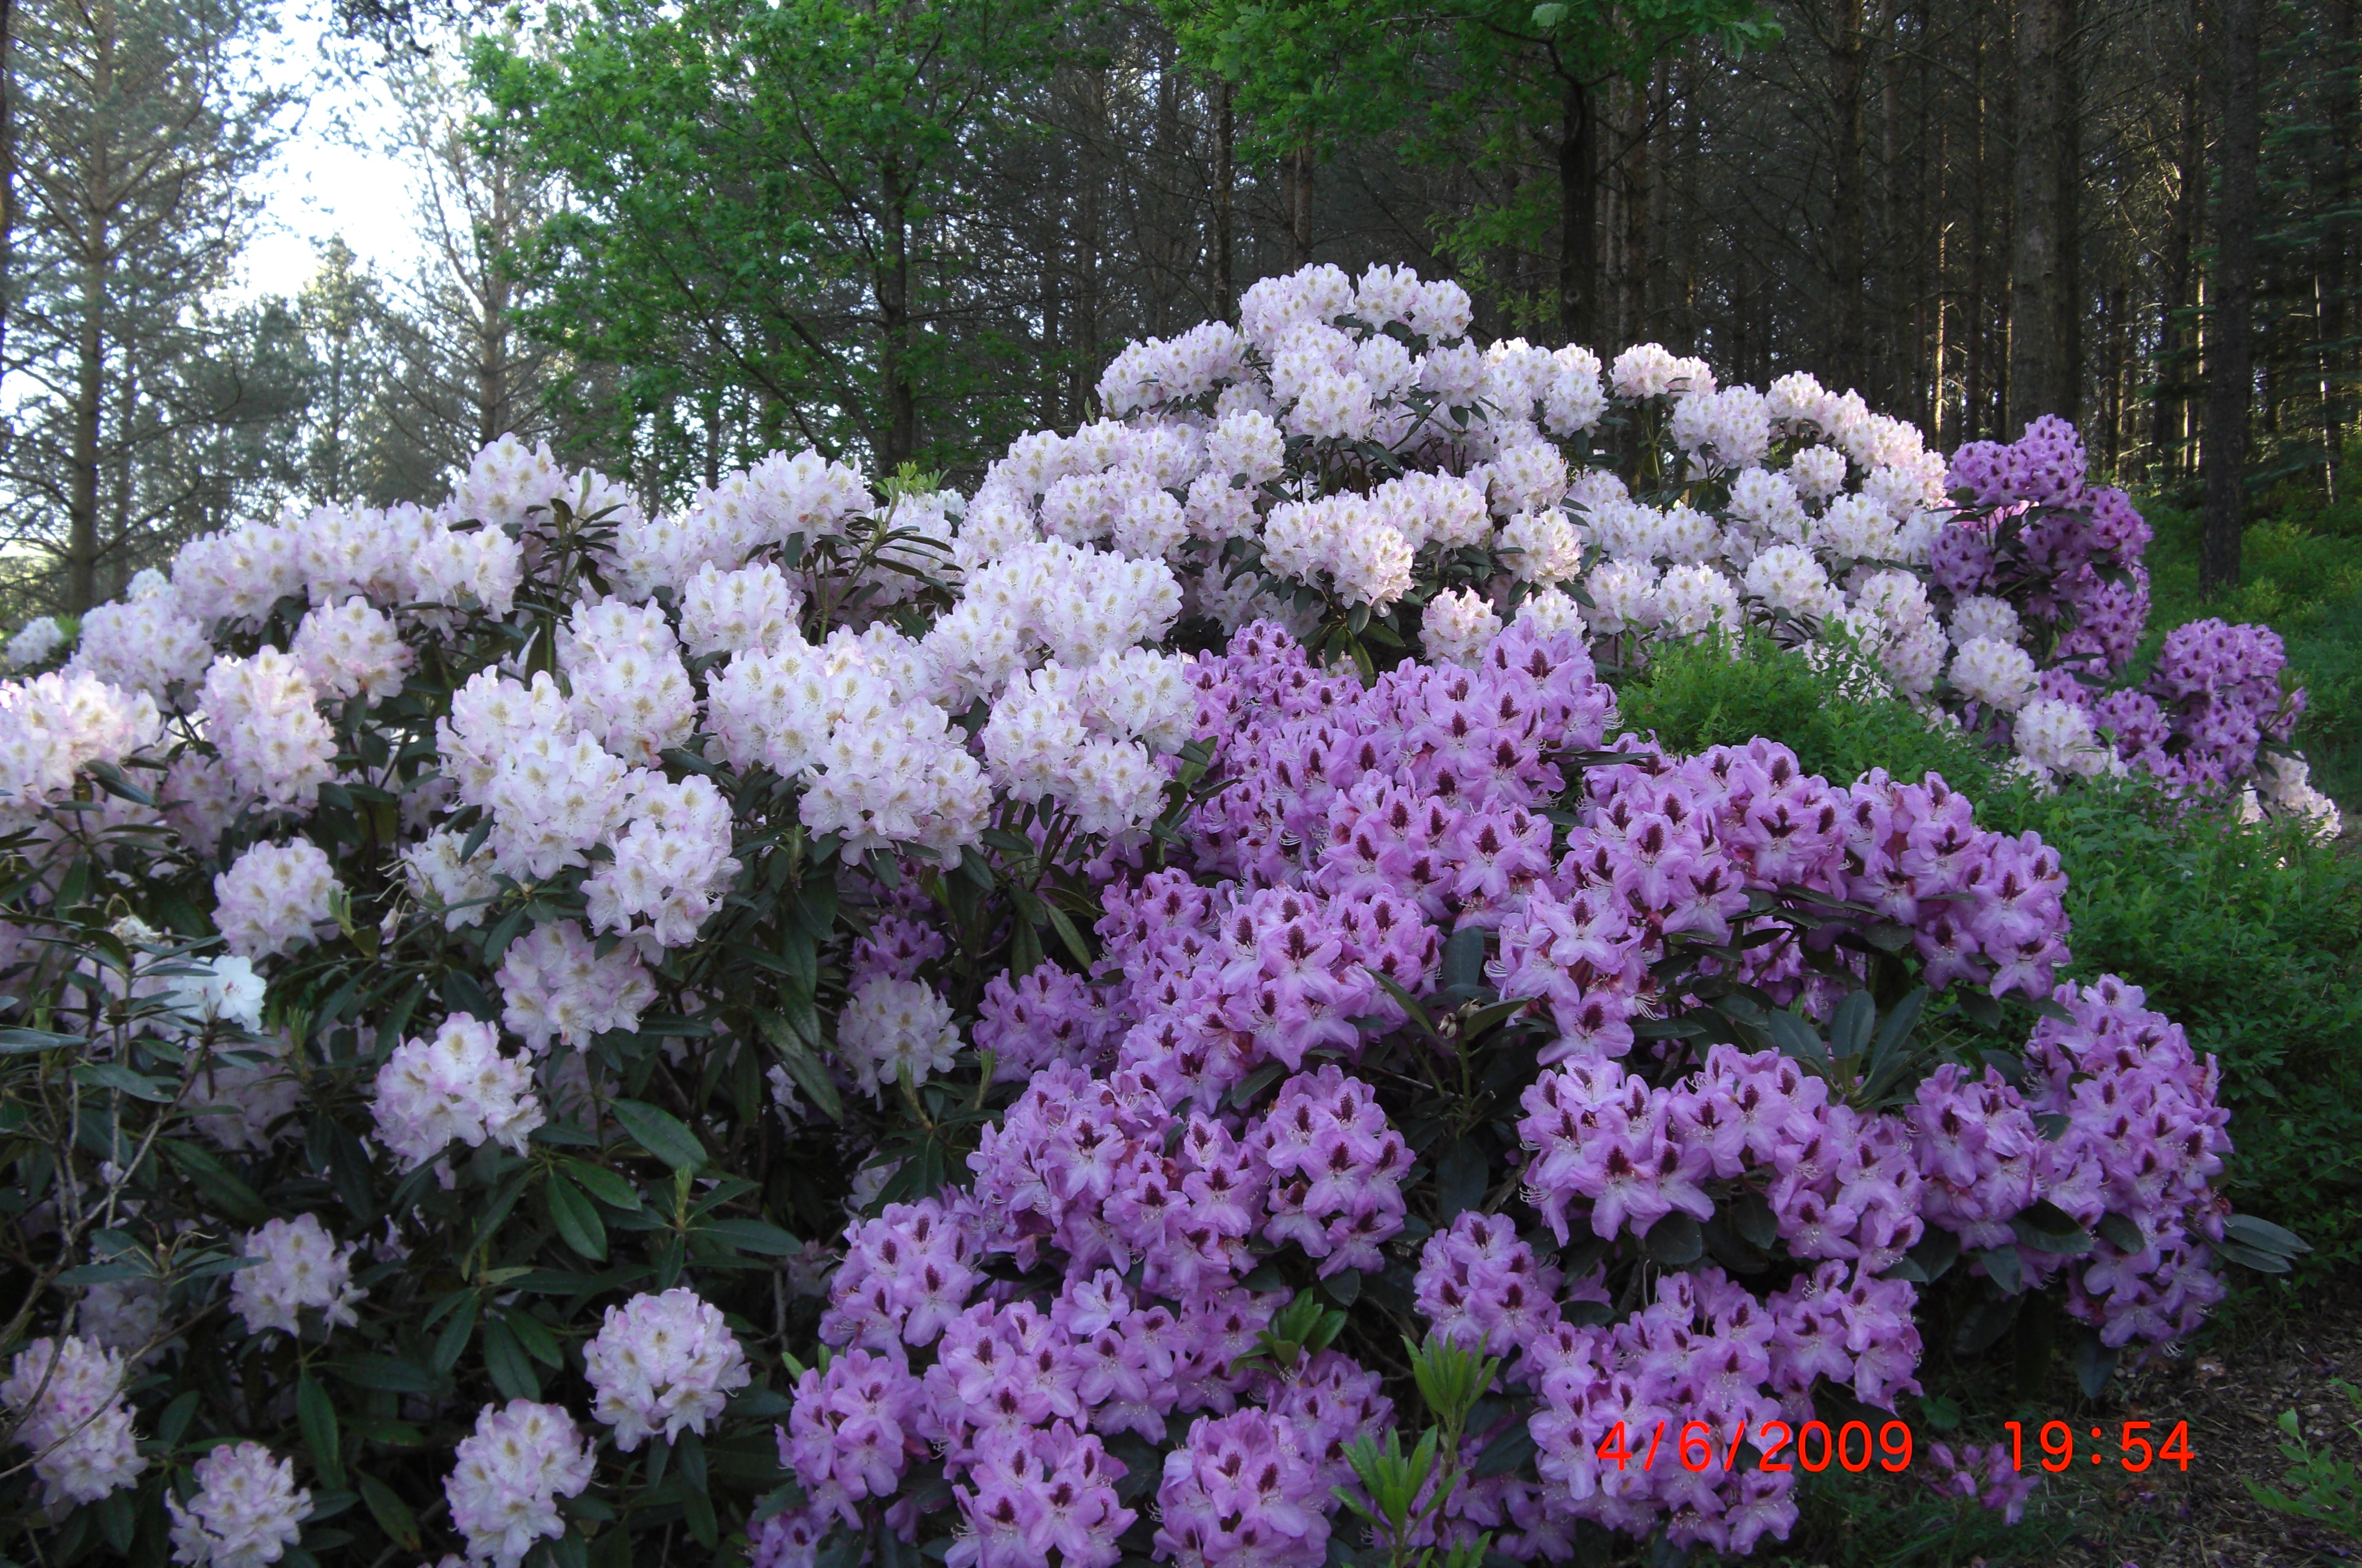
top-left (472, 0), bottom-right (1061, 475)
top-left (1616, 631), bottom-right (1999, 792)
top-left (1620, 633), bottom-right (2362, 1274)
top-left (1333, 1335), bottom-right (1502, 1568)
top-left (2251, 1379), bottom-right (2362, 1541)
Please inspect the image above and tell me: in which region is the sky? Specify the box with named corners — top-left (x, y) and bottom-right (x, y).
top-left (229, 2), bottom-right (440, 303)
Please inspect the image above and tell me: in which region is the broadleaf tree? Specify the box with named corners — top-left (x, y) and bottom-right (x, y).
top-left (471, 0), bottom-right (1068, 480)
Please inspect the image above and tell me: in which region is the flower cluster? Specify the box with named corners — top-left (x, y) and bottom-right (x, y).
top-left (1528, 1270), bottom-right (1801, 1553)
top-left (766, 618), bottom-right (2228, 1564)
top-left (165, 1442), bottom-right (314, 1568)
top-left (1922, 1441), bottom-right (2041, 1524)
top-left (1251, 1066), bottom-right (1413, 1276)
top-left (228, 1214), bottom-right (366, 1339)
top-left (1, 1336), bottom-right (146, 1506)
top-left (445, 1400), bottom-right (596, 1568)
top-left (371, 1016), bottom-right (546, 1172)
top-left (583, 1288), bottom-right (752, 1450)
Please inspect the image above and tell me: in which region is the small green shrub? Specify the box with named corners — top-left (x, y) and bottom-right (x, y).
top-left (1615, 632), bottom-right (2000, 791)
top-left (2250, 1379), bottom-right (2362, 1541)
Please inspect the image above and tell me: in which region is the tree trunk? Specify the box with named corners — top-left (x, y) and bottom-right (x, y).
top-left (1619, 74), bottom-right (1649, 345)
top-left (1965, 15), bottom-right (1989, 441)
top-left (2321, 0), bottom-right (2355, 485)
top-left (1675, 59), bottom-right (1700, 352)
top-left (70, 258), bottom-right (104, 612)
top-left (2151, 78), bottom-right (2203, 479)
top-left (1831, 0), bottom-right (1868, 390)
top-left (1558, 77), bottom-right (1596, 344)
top-left (2055, 0), bottom-right (2082, 426)
top-left (2116, 279), bottom-right (2135, 472)
top-left (1213, 77), bottom-right (1234, 323)
top-left (2201, 0), bottom-right (2262, 593)
top-left (479, 161), bottom-right (514, 446)
top-left (2008, 0), bottom-right (2066, 430)
top-left (1286, 143), bottom-right (1313, 265)
top-left (0, 0), bottom-right (17, 374)
top-left (878, 159), bottom-right (916, 467)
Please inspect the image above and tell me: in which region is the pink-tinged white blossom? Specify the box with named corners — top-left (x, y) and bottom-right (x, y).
top-left (1, 1336), bottom-right (146, 1505)
top-left (371, 1017), bottom-right (544, 1171)
top-left (212, 841), bottom-right (339, 961)
top-left (445, 1400), bottom-right (595, 1568)
top-left (166, 1442), bottom-right (312, 1568)
top-left (583, 1287), bottom-right (751, 1450)
top-left (229, 1214), bottom-right (365, 1339)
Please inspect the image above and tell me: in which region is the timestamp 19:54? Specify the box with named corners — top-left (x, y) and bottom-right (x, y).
top-left (2007, 1419), bottom-right (2194, 1473)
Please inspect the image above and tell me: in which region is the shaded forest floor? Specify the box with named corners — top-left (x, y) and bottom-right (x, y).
top-left (1770, 1279), bottom-right (2362, 1567)
top-left (2054, 1283), bottom-right (2362, 1567)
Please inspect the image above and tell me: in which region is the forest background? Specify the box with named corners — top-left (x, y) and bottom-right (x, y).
top-left (0, 0), bottom-right (2357, 806)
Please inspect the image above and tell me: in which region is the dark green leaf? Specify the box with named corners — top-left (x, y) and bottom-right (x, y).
top-left (504, 1309), bottom-right (565, 1368)
top-left (1229, 1061), bottom-right (1288, 1110)
top-left (1640, 1212), bottom-right (1703, 1267)
top-left (2009, 1200), bottom-right (2092, 1255)
top-left (1870, 986), bottom-right (1928, 1066)
top-left (481, 1318), bottom-right (541, 1400)
top-left (1952, 1292), bottom-right (2024, 1355)
top-left (1904, 1227), bottom-right (1961, 1283)
top-left (71, 1061), bottom-right (173, 1102)
top-left (565, 1161), bottom-right (643, 1211)
top-left (2214, 1239), bottom-right (2295, 1273)
top-left (702, 1217), bottom-right (801, 1256)
top-left (327, 1356), bottom-right (436, 1394)
top-left (1472, 1422), bottom-right (1538, 1480)
top-left (609, 1099), bottom-right (706, 1170)
top-left (97, 1489), bottom-right (133, 1553)
top-left (1042, 903), bottom-right (1093, 969)
top-left (1974, 1245), bottom-right (2024, 1296)
top-left (430, 1295), bottom-right (479, 1374)
top-left (546, 1172), bottom-right (608, 1262)
top-left (1436, 1139), bottom-right (1487, 1223)
top-left (1701, 1208), bottom-right (1771, 1275)
top-left (299, 1376), bottom-right (345, 1488)
top-left (1829, 990), bottom-right (1874, 1060)
top-left (1441, 927), bottom-right (1486, 992)
top-left (160, 1139), bottom-right (272, 1226)
top-left (2075, 1328), bottom-right (2119, 1399)
top-left (753, 1010), bottom-right (842, 1122)
top-left (0, 1025), bottom-right (81, 1053)
top-left (358, 1474), bottom-right (420, 1552)
top-left (158, 1390), bottom-right (200, 1448)
top-left (1365, 969), bottom-right (1437, 1038)
top-left (1764, 1010), bottom-right (1826, 1073)
top-left (1728, 1190), bottom-right (1779, 1252)
top-left (2096, 1213), bottom-right (2146, 1253)
top-left (2222, 1213), bottom-right (2311, 1256)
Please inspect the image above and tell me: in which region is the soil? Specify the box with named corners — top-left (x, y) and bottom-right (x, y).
top-left (2045, 1279), bottom-right (2362, 1568)
top-left (1773, 1279), bottom-right (2362, 1566)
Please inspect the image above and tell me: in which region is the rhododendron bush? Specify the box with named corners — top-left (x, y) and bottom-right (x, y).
top-left (0, 264), bottom-right (2315, 1568)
